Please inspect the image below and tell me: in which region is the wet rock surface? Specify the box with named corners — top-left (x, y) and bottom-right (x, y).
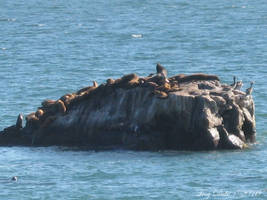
top-left (0, 69), bottom-right (256, 150)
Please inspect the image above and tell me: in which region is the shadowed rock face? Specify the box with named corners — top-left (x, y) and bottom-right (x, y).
top-left (0, 72), bottom-right (256, 150)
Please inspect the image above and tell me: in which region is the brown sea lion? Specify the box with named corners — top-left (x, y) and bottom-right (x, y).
top-left (114, 73), bottom-right (139, 88)
top-left (26, 112), bottom-right (40, 129)
top-left (153, 90), bottom-right (168, 99)
top-left (156, 82), bottom-right (172, 92)
top-left (41, 100), bottom-right (57, 108)
top-left (143, 81), bottom-right (159, 88)
top-left (156, 63), bottom-right (169, 83)
top-left (93, 81), bottom-right (98, 87)
top-left (156, 63), bottom-right (167, 78)
top-left (106, 78), bottom-right (115, 85)
top-left (56, 100), bottom-right (66, 113)
top-left (26, 112), bottom-right (38, 122)
top-left (169, 74), bottom-right (186, 82)
top-left (77, 86), bottom-right (92, 95)
top-left (172, 73), bottom-right (220, 84)
top-left (35, 109), bottom-right (44, 119)
top-left (59, 93), bottom-right (76, 107)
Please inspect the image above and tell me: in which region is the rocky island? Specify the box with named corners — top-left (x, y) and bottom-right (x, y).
top-left (0, 64), bottom-right (256, 150)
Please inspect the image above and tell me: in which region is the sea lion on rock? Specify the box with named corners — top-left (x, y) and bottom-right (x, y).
top-left (26, 112), bottom-right (40, 129)
top-left (156, 63), bottom-right (169, 83)
top-left (178, 73), bottom-right (220, 83)
top-left (15, 114), bottom-right (23, 129)
top-left (169, 74), bottom-right (186, 82)
top-left (41, 100), bottom-right (57, 108)
top-left (56, 100), bottom-right (66, 114)
top-left (26, 113), bottom-right (38, 122)
top-left (77, 86), bottom-right (92, 95)
top-left (153, 90), bottom-right (168, 99)
top-left (156, 82), bottom-right (172, 92)
top-left (106, 78), bottom-right (115, 85)
top-left (59, 93), bottom-right (76, 107)
top-left (93, 81), bottom-right (98, 87)
top-left (35, 109), bottom-right (44, 119)
top-left (142, 81), bottom-right (159, 88)
top-left (156, 63), bottom-right (167, 78)
top-left (114, 73), bottom-right (139, 88)
top-left (60, 93), bottom-right (72, 103)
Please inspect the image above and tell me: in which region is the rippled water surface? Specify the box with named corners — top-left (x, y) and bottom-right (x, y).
top-left (0, 0), bottom-right (267, 199)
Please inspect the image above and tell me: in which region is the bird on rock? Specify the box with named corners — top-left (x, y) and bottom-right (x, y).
top-left (246, 81), bottom-right (254, 96)
top-left (230, 76), bottom-right (237, 88)
top-left (234, 80), bottom-right (243, 90)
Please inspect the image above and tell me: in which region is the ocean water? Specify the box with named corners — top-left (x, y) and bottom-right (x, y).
top-left (0, 0), bottom-right (267, 199)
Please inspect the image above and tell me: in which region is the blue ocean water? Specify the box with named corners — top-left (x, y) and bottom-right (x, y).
top-left (0, 0), bottom-right (266, 199)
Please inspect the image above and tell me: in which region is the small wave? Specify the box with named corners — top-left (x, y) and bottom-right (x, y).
top-left (38, 24), bottom-right (45, 27)
top-left (0, 18), bottom-right (16, 22)
top-left (131, 34), bottom-right (142, 38)
top-left (8, 18), bottom-right (16, 22)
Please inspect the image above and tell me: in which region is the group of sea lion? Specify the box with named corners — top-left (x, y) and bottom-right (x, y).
top-left (15, 63), bottom-right (254, 132)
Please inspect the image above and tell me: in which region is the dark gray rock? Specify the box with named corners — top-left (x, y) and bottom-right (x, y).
top-left (0, 72), bottom-right (256, 150)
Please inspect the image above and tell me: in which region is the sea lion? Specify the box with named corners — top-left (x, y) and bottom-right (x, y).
top-left (59, 93), bottom-right (76, 107)
top-left (41, 100), bottom-right (57, 108)
top-left (156, 63), bottom-right (167, 78)
top-left (26, 112), bottom-right (40, 129)
top-left (246, 81), bottom-right (254, 95)
top-left (156, 63), bottom-right (169, 83)
top-left (26, 112), bottom-right (38, 122)
top-left (153, 90), bottom-right (168, 99)
top-left (180, 73), bottom-right (220, 83)
top-left (169, 73), bottom-right (219, 84)
top-left (156, 82), bottom-right (172, 92)
top-left (114, 73), bottom-right (139, 88)
top-left (169, 74), bottom-right (186, 82)
top-left (144, 81), bottom-right (159, 88)
top-left (77, 86), bottom-right (92, 95)
top-left (56, 100), bottom-right (66, 113)
top-left (35, 109), bottom-right (44, 119)
top-left (106, 78), bottom-right (115, 85)
top-left (15, 113), bottom-right (23, 129)
top-left (93, 81), bottom-right (98, 87)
